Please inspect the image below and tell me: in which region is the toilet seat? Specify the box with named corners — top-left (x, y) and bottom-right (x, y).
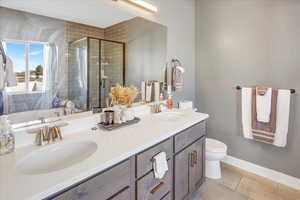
top-left (206, 138), bottom-right (227, 153)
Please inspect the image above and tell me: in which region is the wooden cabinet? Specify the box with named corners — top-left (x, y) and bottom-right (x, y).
top-left (50, 160), bottom-right (131, 200)
top-left (174, 122), bottom-right (205, 153)
top-left (174, 129), bottom-right (205, 200)
top-left (108, 188), bottom-right (130, 200)
top-left (189, 137), bottom-right (205, 193)
top-left (136, 138), bottom-right (172, 178)
top-left (137, 160), bottom-right (172, 200)
top-left (47, 120), bottom-right (206, 200)
top-left (174, 144), bottom-right (190, 200)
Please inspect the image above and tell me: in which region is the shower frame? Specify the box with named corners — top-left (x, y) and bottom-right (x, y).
top-left (86, 37), bottom-right (126, 109)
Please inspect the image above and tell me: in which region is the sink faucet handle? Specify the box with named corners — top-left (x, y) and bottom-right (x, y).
top-left (51, 126), bottom-right (62, 141)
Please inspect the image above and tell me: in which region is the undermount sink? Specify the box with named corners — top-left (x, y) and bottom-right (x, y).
top-left (155, 111), bottom-right (185, 121)
top-left (16, 140), bottom-right (98, 175)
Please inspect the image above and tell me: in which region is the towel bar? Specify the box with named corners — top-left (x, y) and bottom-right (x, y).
top-left (236, 85), bottom-right (296, 94)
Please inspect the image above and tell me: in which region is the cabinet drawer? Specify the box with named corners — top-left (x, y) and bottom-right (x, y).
top-left (108, 188), bottom-right (130, 200)
top-left (137, 139), bottom-right (172, 178)
top-left (175, 121), bottom-right (205, 153)
top-left (137, 161), bottom-right (172, 200)
top-left (52, 160), bottom-right (131, 200)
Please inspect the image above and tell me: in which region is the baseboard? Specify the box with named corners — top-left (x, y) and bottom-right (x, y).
top-left (222, 155), bottom-right (300, 190)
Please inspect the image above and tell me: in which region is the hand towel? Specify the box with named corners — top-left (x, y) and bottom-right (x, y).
top-left (252, 88), bottom-right (278, 144)
top-left (141, 81), bottom-right (145, 102)
top-left (153, 152), bottom-right (168, 179)
top-left (273, 90), bottom-right (291, 147)
top-left (256, 87), bottom-right (272, 123)
top-left (146, 81), bottom-right (152, 103)
top-left (172, 66), bottom-right (184, 91)
top-left (154, 81), bottom-right (160, 102)
top-left (0, 57), bottom-right (17, 91)
top-left (242, 88), bottom-right (291, 147)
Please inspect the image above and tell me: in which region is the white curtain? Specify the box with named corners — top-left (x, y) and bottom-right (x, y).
top-left (39, 43), bottom-right (58, 109)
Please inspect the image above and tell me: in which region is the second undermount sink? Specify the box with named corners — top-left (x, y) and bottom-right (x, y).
top-left (16, 140), bottom-right (98, 175)
top-left (155, 111), bottom-right (185, 121)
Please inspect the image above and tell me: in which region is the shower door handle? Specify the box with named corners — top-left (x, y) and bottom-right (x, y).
top-left (101, 79), bottom-right (106, 89)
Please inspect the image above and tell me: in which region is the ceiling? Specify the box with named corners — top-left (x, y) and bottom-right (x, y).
top-left (0, 0), bottom-right (137, 28)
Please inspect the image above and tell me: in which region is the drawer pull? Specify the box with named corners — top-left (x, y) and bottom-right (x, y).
top-left (150, 182), bottom-right (165, 194)
top-left (193, 151), bottom-right (198, 165)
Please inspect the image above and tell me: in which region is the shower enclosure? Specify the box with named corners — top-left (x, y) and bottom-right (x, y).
top-left (68, 37), bottom-right (125, 110)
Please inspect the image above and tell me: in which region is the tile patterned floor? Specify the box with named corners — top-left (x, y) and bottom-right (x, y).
top-left (192, 163), bottom-right (300, 200)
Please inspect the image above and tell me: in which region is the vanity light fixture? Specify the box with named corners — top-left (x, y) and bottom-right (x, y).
top-left (113, 0), bottom-right (158, 13)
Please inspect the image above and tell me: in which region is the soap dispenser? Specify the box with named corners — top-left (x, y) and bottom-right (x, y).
top-left (0, 116), bottom-right (15, 155)
top-left (166, 86), bottom-right (173, 109)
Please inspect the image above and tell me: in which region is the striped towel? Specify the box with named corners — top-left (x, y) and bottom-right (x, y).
top-left (251, 87), bottom-right (278, 144)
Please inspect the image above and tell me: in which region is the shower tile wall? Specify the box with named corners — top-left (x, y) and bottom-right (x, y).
top-left (104, 21), bottom-right (128, 42)
top-left (102, 41), bottom-right (124, 86)
top-left (66, 21), bottom-right (128, 109)
top-left (65, 22), bottom-right (105, 42)
top-left (104, 21), bottom-right (128, 85)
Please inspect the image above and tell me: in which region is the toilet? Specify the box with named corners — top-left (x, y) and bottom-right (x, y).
top-left (205, 138), bottom-right (227, 179)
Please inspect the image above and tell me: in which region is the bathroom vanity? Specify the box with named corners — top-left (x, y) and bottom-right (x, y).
top-left (0, 110), bottom-right (208, 200)
top-left (48, 121), bottom-right (206, 200)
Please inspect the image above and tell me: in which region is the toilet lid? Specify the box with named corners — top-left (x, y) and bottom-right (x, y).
top-left (206, 138), bottom-right (227, 153)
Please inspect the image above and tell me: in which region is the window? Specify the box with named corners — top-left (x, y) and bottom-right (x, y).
top-left (4, 40), bottom-right (46, 93)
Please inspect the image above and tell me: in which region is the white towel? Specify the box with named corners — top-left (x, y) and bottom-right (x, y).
top-left (153, 152), bottom-right (168, 179)
top-left (154, 81), bottom-right (160, 102)
top-left (256, 87), bottom-right (272, 123)
top-left (146, 82), bottom-right (152, 103)
top-left (141, 81), bottom-right (146, 102)
top-left (242, 87), bottom-right (253, 139)
top-left (242, 88), bottom-right (291, 147)
top-left (273, 90), bottom-right (291, 147)
top-left (0, 56), bottom-right (17, 91)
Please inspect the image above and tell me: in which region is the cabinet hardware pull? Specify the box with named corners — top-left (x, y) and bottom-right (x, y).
top-left (189, 152), bottom-right (194, 168)
top-left (190, 151), bottom-right (198, 168)
top-left (150, 182), bottom-right (165, 194)
top-left (193, 151), bottom-right (198, 166)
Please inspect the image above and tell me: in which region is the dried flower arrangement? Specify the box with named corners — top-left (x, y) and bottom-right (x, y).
top-left (109, 84), bottom-right (139, 107)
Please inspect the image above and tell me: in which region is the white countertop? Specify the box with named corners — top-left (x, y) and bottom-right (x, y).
top-left (0, 109), bottom-right (209, 200)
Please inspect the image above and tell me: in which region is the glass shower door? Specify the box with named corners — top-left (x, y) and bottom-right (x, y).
top-left (100, 40), bottom-right (124, 107)
top-left (88, 38), bottom-right (100, 109)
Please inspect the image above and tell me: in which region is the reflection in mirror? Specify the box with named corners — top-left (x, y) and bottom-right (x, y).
top-left (0, 6), bottom-right (167, 125)
top-left (68, 38), bottom-right (125, 110)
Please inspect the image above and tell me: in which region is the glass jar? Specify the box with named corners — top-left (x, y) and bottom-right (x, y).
top-left (0, 128), bottom-right (15, 156)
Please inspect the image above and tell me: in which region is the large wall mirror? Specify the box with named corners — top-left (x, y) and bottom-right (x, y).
top-left (0, 5), bottom-right (167, 125)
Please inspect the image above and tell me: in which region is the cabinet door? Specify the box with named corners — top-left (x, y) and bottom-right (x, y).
top-left (189, 137), bottom-right (205, 193)
top-left (174, 146), bottom-right (190, 200)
